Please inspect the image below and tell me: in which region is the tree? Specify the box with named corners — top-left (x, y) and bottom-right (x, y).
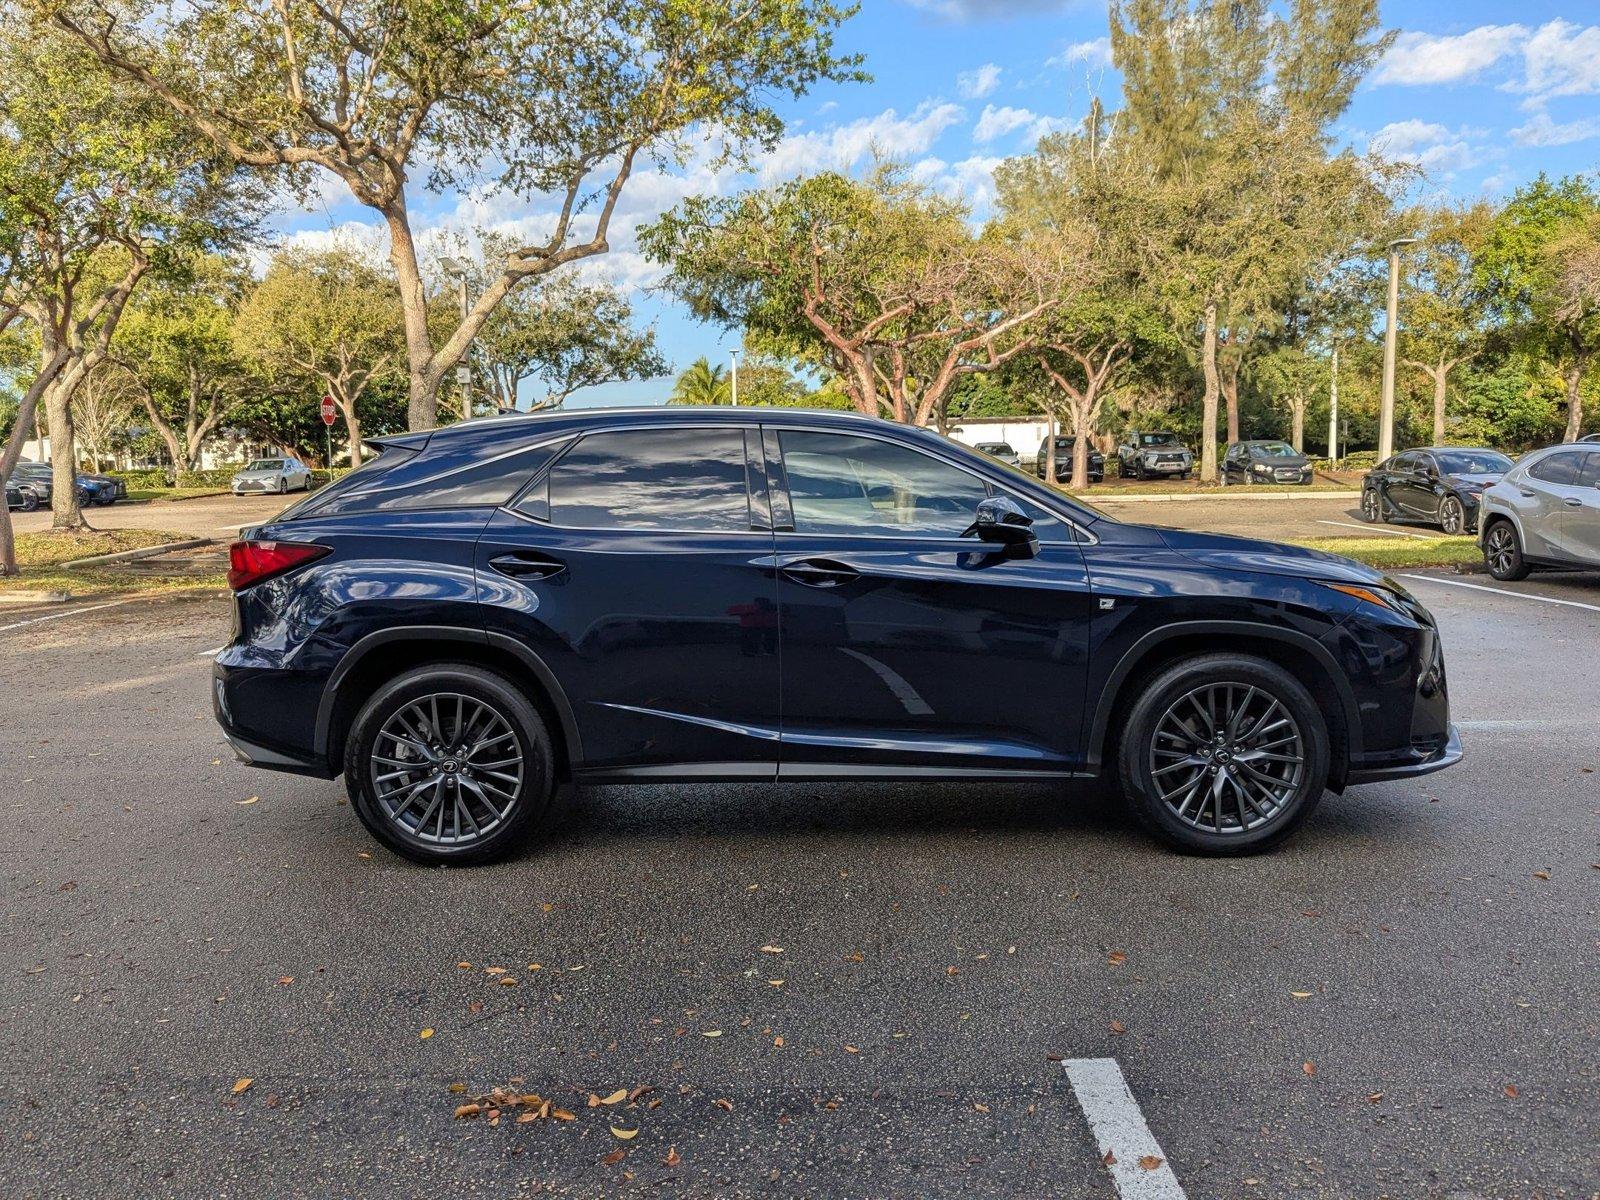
top-left (72, 359), bottom-right (139, 469)
top-left (114, 254), bottom-right (256, 477)
top-left (46, 0), bottom-right (862, 431)
top-left (669, 357), bottom-right (732, 406)
top-left (234, 246), bottom-right (401, 464)
top-left (0, 18), bottom-right (259, 565)
top-left (642, 167), bottom-right (1058, 426)
top-left (1399, 202), bottom-right (1493, 445)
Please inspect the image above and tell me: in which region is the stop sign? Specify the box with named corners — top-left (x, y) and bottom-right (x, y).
top-left (320, 395), bottom-right (337, 426)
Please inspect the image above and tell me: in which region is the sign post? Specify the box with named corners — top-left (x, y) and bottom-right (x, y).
top-left (321, 395), bottom-right (337, 470)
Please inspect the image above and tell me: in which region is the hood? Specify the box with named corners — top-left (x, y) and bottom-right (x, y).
top-left (1157, 526), bottom-right (1382, 585)
top-left (78, 473), bottom-right (116, 485)
top-left (1447, 472), bottom-right (1501, 489)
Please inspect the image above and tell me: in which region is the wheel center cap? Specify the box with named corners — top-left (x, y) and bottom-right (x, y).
top-left (1214, 748), bottom-right (1234, 765)
top-left (440, 758), bottom-right (461, 774)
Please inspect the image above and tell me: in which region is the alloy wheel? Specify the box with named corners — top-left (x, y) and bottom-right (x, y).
top-left (1361, 490), bottom-right (1380, 522)
top-left (1440, 497), bottom-right (1464, 535)
top-left (1486, 525), bottom-right (1517, 576)
top-left (1148, 683), bottom-right (1306, 835)
top-left (369, 692), bottom-right (525, 846)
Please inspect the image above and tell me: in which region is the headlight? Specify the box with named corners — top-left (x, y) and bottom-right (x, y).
top-left (1319, 580), bottom-right (1408, 613)
top-left (1251, 463), bottom-right (1270, 473)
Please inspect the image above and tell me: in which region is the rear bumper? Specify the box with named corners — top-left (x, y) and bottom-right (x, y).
top-left (212, 660), bottom-right (336, 778)
top-left (222, 728), bottom-right (336, 778)
top-left (1345, 724), bottom-right (1463, 784)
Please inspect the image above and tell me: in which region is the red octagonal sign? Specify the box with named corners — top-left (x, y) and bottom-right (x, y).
top-left (320, 395), bottom-right (337, 426)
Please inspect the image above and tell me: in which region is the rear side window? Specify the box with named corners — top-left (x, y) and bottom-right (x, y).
top-left (1528, 452), bottom-right (1581, 486)
top-left (279, 445), bottom-right (417, 520)
top-left (547, 428), bottom-right (751, 531)
top-left (1575, 452), bottom-right (1600, 489)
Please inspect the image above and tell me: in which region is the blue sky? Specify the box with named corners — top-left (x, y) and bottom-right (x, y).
top-left (276, 1), bottom-right (1600, 407)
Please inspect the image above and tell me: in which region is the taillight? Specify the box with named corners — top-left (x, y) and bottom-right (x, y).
top-left (227, 540), bottom-right (330, 591)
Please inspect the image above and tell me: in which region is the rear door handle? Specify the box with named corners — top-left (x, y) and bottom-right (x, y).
top-left (1563, 497), bottom-right (1584, 507)
top-left (489, 551), bottom-right (566, 580)
top-left (778, 557), bottom-right (859, 588)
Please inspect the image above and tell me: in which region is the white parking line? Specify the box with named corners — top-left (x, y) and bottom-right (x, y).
top-left (1398, 573), bottom-right (1600, 614)
top-left (1063, 1058), bottom-right (1187, 1200)
top-left (0, 599), bottom-right (133, 634)
top-left (1318, 519), bottom-right (1440, 541)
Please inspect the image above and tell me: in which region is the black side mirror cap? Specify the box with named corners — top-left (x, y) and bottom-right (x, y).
top-left (967, 494), bottom-right (1039, 556)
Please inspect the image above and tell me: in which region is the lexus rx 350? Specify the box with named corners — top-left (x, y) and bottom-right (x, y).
top-left (213, 407), bottom-right (1460, 863)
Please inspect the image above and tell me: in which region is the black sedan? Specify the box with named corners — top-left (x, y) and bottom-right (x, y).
top-left (1361, 447), bottom-right (1513, 535)
top-left (1033, 435), bottom-right (1105, 483)
top-left (5, 478), bottom-right (41, 511)
top-left (1222, 441), bottom-right (1314, 485)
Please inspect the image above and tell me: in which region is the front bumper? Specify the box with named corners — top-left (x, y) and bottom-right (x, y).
top-left (232, 478), bottom-right (279, 494)
top-left (1345, 724), bottom-right (1463, 784)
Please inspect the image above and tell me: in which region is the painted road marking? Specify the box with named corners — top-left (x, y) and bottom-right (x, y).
top-left (1399, 573), bottom-right (1600, 615)
top-left (1063, 1058), bottom-right (1187, 1200)
top-left (1318, 519), bottom-right (1439, 541)
top-left (0, 599), bottom-right (133, 634)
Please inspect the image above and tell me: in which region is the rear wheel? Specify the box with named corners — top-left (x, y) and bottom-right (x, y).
top-left (1483, 520), bottom-right (1530, 581)
top-left (19, 490), bottom-right (39, 512)
top-left (1360, 488), bottom-right (1383, 523)
top-left (345, 664), bottom-right (556, 864)
top-left (1118, 654), bottom-right (1329, 855)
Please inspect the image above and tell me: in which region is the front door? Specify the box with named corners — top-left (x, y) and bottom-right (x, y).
top-left (1567, 451), bottom-right (1600, 565)
top-left (764, 426), bottom-right (1094, 778)
top-left (475, 424), bottom-right (780, 779)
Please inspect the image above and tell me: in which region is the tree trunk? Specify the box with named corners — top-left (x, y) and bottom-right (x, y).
top-left (45, 371), bottom-right (87, 531)
top-left (1071, 401), bottom-right (1091, 491)
top-left (383, 199), bottom-right (440, 432)
top-left (1223, 357), bottom-right (1240, 446)
top-left (1200, 301), bottom-right (1220, 483)
top-left (0, 348), bottom-right (71, 575)
top-left (1564, 363), bottom-right (1583, 443)
top-left (1432, 361), bottom-right (1448, 446)
top-left (1043, 411), bottom-right (1057, 483)
top-left (1290, 394), bottom-right (1305, 453)
top-left (342, 404), bottom-right (362, 467)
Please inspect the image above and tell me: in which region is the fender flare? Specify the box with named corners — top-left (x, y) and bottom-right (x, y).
top-left (314, 626), bottom-right (583, 769)
top-left (1085, 620), bottom-right (1363, 771)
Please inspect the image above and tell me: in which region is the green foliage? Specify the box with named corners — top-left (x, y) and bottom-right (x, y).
top-left (669, 357), bottom-right (732, 406)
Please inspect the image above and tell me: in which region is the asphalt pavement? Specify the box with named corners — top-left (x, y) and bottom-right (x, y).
top-left (1, 571), bottom-right (1596, 1198)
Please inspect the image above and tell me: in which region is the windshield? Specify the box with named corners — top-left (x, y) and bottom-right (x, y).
top-left (1251, 442), bottom-right (1298, 458)
top-left (1138, 433), bottom-right (1180, 447)
top-left (1435, 450), bottom-right (1512, 475)
top-left (245, 460), bottom-right (284, 471)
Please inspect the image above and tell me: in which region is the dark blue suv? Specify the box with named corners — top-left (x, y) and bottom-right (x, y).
top-left (213, 407), bottom-right (1460, 863)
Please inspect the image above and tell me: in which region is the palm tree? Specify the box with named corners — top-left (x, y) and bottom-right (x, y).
top-left (669, 357), bottom-right (731, 405)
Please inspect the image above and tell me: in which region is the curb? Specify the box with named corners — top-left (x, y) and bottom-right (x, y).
top-left (0, 589), bottom-right (71, 604)
top-left (63, 537), bottom-right (215, 570)
top-left (1087, 490), bottom-right (1356, 504)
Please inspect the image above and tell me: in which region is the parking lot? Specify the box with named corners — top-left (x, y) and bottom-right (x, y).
top-left (2, 557), bottom-right (1596, 1198)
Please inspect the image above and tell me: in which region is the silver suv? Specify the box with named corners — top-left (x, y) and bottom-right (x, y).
top-left (1478, 443), bottom-right (1600, 580)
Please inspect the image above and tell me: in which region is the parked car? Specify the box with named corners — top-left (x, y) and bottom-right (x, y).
top-left (1117, 431), bottom-right (1192, 479)
top-left (232, 457), bottom-right (314, 496)
top-left (1033, 435), bottom-right (1105, 483)
top-left (1478, 443), bottom-right (1600, 580)
top-left (4, 477), bottom-right (41, 512)
top-left (1580, 433), bottom-right (1599, 443)
top-left (75, 471), bottom-right (127, 506)
top-left (1222, 440), bottom-right (1314, 487)
top-left (971, 440), bottom-right (1021, 468)
top-left (214, 407), bottom-right (1460, 864)
top-left (9, 462), bottom-right (53, 506)
top-left (1361, 447), bottom-right (1512, 535)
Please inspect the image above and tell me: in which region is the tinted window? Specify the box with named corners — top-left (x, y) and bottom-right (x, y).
top-left (281, 445), bottom-right (417, 520)
top-left (1435, 450), bottom-right (1512, 475)
top-left (379, 441), bottom-right (564, 511)
top-left (1577, 452), bottom-right (1600, 489)
top-left (780, 431), bottom-right (988, 538)
top-left (548, 428), bottom-right (751, 531)
top-left (1528, 452), bottom-right (1581, 486)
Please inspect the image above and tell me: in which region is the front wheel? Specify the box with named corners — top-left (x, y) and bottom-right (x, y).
top-left (1483, 520), bottom-right (1530, 581)
top-left (1438, 495), bottom-right (1465, 535)
top-left (1360, 489), bottom-right (1383, 523)
top-left (345, 664), bottom-right (556, 864)
top-left (1118, 654), bottom-right (1329, 855)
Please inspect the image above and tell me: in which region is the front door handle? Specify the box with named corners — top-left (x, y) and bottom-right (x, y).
top-left (489, 551), bottom-right (566, 580)
top-left (779, 557), bottom-right (859, 588)
top-left (1563, 497), bottom-right (1583, 507)
top-left (1519, 488), bottom-right (1537, 498)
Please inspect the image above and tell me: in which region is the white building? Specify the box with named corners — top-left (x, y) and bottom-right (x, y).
top-left (945, 416), bottom-right (1053, 463)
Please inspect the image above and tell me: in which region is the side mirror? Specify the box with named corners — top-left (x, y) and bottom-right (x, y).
top-left (967, 494), bottom-right (1038, 555)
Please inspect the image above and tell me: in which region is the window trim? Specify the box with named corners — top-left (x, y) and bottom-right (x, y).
top-left (763, 422), bottom-right (1097, 545)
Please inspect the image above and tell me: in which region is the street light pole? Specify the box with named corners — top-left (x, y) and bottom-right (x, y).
top-left (439, 256), bottom-right (474, 418)
top-left (1378, 237), bottom-right (1418, 463)
top-left (729, 349), bottom-right (740, 406)
top-left (1327, 341), bottom-right (1340, 465)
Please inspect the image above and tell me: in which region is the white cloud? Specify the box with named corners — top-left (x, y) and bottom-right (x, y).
top-left (972, 103), bottom-right (1065, 144)
top-left (911, 154), bottom-right (1004, 208)
top-left (1515, 19), bottom-right (1600, 105)
top-left (758, 101), bottom-right (964, 182)
top-left (957, 62), bottom-right (1002, 99)
top-left (1049, 37), bottom-right (1112, 70)
top-left (1509, 110), bottom-right (1600, 147)
top-left (902, 0), bottom-right (1072, 20)
top-left (1368, 119), bottom-right (1477, 176)
top-left (1372, 24), bottom-right (1526, 86)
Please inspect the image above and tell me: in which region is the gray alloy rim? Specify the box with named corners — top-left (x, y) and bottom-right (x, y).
top-left (1486, 525), bottom-right (1516, 575)
top-left (1440, 497), bottom-right (1463, 534)
top-left (1362, 490), bottom-right (1379, 521)
top-left (370, 692), bottom-right (525, 846)
top-left (1149, 683), bottom-right (1306, 835)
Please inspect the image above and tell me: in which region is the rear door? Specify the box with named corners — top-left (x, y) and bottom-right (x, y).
top-left (764, 425), bottom-right (1094, 777)
top-left (1560, 451), bottom-right (1600, 565)
top-left (475, 424), bottom-right (780, 779)
top-left (1388, 454), bottom-right (1427, 517)
top-left (1521, 449), bottom-right (1584, 560)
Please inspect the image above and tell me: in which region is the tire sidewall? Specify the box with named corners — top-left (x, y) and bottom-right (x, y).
top-left (1118, 655), bottom-right (1330, 855)
top-left (1484, 520), bottom-right (1528, 581)
top-left (345, 665), bottom-right (555, 864)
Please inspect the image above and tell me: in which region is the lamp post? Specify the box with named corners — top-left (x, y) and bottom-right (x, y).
top-left (729, 348), bottom-right (740, 406)
top-left (1327, 340), bottom-right (1340, 466)
top-left (1377, 237), bottom-right (1418, 463)
top-left (439, 256), bottom-right (474, 418)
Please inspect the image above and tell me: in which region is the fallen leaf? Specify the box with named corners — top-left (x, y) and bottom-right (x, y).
top-left (498, 977), bottom-right (518, 987)
top-left (1532, 870), bottom-right (1550, 881)
top-left (767, 979), bottom-right (785, 987)
top-left (457, 962), bottom-right (471, 969)
top-left (236, 796), bottom-right (259, 806)
top-left (448, 1082), bottom-right (466, 1094)
top-left (664, 1146), bottom-right (682, 1167)
top-left (702, 1030), bottom-right (722, 1038)
top-left (277, 976), bottom-right (294, 986)
top-left (611, 1125), bottom-right (638, 1140)
top-left (773, 1036), bottom-right (784, 1047)
top-left (552, 1108), bottom-right (576, 1121)
top-left (843, 1044), bottom-right (859, 1054)
top-left (601, 1149), bottom-right (625, 1166)
top-left (973, 1102), bottom-right (990, 1113)
top-left (231, 1078), bottom-right (253, 1095)
top-left (516, 1112), bottom-right (537, 1124)
top-left (1366, 1092), bottom-right (1384, 1103)
top-left (714, 1098), bottom-right (734, 1112)
top-left (1103, 1151), bottom-right (1116, 1166)
top-left (453, 1103), bottom-right (480, 1120)
top-left (1139, 1155), bottom-right (1164, 1171)
top-left (1290, 991), bottom-right (1313, 999)
top-left (1302, 1061), bottom-right (1316, 1077)
top-left (357, 852), bottom-right (372, 859)
top-left (760, 945), bottom-right (783, 954)
top-left (485, 966), bottom-right (507, 975)
top-left (1109, 1020), bottom-right (1127, 1035)
top-left (1107, 951), bottom-right (1126, 966)
top-left (419, 1028), bottom-right (434, 1040)
top-left (599, 1089), bottom-right (627, 1106)
top-left (1503, 1084), bottom-right (1519, 1098)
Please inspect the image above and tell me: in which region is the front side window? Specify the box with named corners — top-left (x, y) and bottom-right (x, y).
top-left (1528, 452), bottom-right (1581, 486)
top-left (779, 430), bottom-right (988, 538)
top-left (1251, 442), bottom-right (1297, 458)
top-left (548, 427), bottom-right (751, 531)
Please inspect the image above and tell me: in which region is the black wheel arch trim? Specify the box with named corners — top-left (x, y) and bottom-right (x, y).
top-left (313, 625), bottom-right (584, 772)
top-left (1085, 620), bottom-right (1363, 772)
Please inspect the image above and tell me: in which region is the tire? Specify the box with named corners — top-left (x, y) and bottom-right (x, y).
top-left (1360, 488), bottom-right (1383, 523)
top-left (277, 477), bottom-right (287, 494)
top-left (345, 664), bottom-right (557, 865)
top-left (1483, 519), bottom-right (1530, 581)
top-left (1117, 653), bottom-right (1329, 855)
top-left (1438, 495), bottom-right (1465, 536)
top-left (1135, 460), bottom-right (1148, 481)
top-left (20, 490), bottom-right (39, 512)
top-left (1179, 472), bottom-right (1190, 481)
